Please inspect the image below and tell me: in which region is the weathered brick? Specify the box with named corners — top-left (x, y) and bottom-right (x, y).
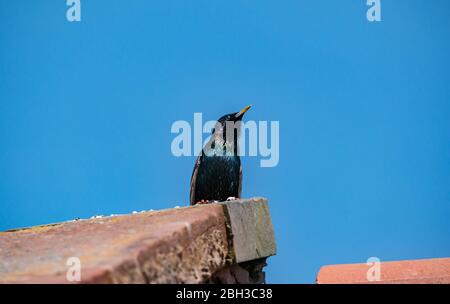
top-left (0, 198), bottom-right (276, 284)
top-left (317, 257), bottom-right (450, 284)
top-left (220, 198), bottom-right (276, 263)
top-left (0, 204), bottom-right (229, 283)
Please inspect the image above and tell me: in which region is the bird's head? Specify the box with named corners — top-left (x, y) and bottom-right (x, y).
top-left (206, 105), bottom-right (251, 156)
top-left (212, 105), bottom-right (251, 137)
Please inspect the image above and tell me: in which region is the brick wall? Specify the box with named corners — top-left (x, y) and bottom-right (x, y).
top-left (0, 198), bottom-right (276, 284)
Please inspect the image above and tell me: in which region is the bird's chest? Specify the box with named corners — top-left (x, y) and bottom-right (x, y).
top-left (199, 155), bottom-right (239, 177)
top-left (196, 155), bottom-right (240, 195)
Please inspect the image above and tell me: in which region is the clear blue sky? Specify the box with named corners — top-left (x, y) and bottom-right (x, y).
top-left (1, 1), bottom-right (449, 283)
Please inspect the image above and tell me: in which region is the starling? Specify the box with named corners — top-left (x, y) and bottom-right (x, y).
top-left (190, 105), bottom-right (251, 205)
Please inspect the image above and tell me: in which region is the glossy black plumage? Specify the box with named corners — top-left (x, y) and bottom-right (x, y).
top-left (189, 106), bottom-right (250, 205)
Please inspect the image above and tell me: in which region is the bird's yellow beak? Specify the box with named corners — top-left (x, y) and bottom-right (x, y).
top-left (235, 104), bottom-right (252, 118)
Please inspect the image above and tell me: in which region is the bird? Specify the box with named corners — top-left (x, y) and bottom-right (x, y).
top-left (190, 105), bottom-right (251, 205)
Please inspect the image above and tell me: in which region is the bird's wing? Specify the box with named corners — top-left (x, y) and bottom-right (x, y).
top-left (189, 154), bottom-right (202, 205)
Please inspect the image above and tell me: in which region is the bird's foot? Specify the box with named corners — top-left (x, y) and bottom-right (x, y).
top-left (226, 197), bottom-right (237, 201)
